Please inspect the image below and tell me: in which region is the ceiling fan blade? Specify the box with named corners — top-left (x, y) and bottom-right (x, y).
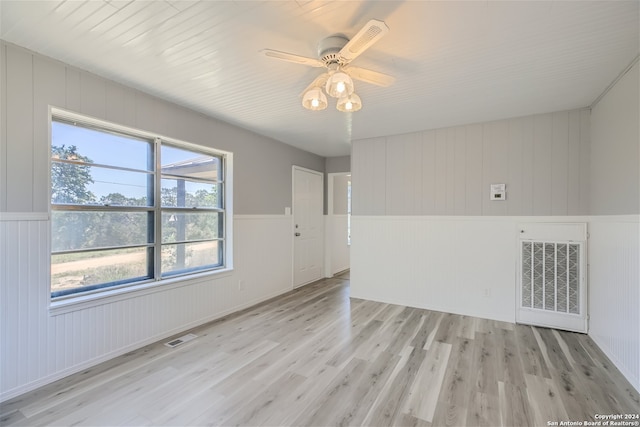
top-left (339, 19), bottom-right (389, 63)
top-left (299, 73), bottom-right (330, 97)
top-left (260, 49), bottom-right (324, 68)
top-left (345, 66), bottom-right (395, 87)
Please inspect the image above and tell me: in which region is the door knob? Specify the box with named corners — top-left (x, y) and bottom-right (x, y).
top-left (295, 232), bottom-right (301, 237)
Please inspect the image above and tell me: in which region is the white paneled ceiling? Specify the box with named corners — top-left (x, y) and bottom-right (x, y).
top-left (1, 0), bottom-right (638, 157)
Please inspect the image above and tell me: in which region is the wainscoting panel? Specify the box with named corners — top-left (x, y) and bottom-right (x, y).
top-left (326, 214), bottom-right (350, 276)
top-left (0, 217), bottom-right (49, 392)
top-left (350, 215), bottom-right (518, 323)
top-left (0, 215), bottom-right (293, 402)
top-left (588, 216), bottom-right (640, 391)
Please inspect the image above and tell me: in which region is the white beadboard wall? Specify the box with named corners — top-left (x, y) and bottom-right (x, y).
top-left (351, 109), bottom-right (591, 217)
top-left (587, 216), bottom-right (640, 392)
top-left (350, 216), bottom-right (518, 323)
top-left (324, 172), bottom-right (351, 277)
top-left (326, 215), bottom-right (350, 276)
top-left (587, 58), bottom-right (639, 392)
top-left (0, 215), bottom-right (293, 402)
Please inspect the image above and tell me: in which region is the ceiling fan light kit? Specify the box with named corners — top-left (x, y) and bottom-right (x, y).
top-left (262, 19), bottom-right (394, 113)
top-left (337, 93), bottom-right (362, 112)
top-left (325, 69), bottom-right (355, 98)
top-left (302, 87), bottom-right (328, 111)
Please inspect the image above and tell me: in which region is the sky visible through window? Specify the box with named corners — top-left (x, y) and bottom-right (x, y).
top-left (51, 119), bottom-right (224, 296)
top-left (52, 121), bottom-right (208, 201)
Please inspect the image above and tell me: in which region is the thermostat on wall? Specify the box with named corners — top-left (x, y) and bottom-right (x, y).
top-left (490, 184), bottom-right (506, 201)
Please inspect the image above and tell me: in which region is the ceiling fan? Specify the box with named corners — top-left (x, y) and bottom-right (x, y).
top-left (261, 19), bottom-right (394, 112)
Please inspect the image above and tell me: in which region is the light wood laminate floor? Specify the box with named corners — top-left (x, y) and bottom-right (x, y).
top-left (1, 272), bottom-right (638, 426)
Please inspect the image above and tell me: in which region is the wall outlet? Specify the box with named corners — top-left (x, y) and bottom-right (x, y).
top-left (483, 288), bottom-right (491, 298)
top-left (238, 280), bottom-right (245, 291)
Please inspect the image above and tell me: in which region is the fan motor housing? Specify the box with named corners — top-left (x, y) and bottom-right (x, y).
top-left (318, 35), bottom-right (349, 66)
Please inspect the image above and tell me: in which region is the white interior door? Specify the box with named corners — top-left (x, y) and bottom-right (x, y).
top-left (293, 166), bottom-right (323, 288)
top-left (517, 223), bottom-right (588, 333)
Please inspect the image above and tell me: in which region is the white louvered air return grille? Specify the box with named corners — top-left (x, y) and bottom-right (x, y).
top-left (521, 242), bottom-right (580, 314)
top-left (517, 223), bottom-right (587, 333)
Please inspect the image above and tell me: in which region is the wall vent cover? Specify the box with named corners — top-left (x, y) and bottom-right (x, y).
top-left (164, 333), bottom-right (198, 348)
top-left (517, 222), bottom-right (587, 333)
top-left (521, 241), bottom-right (581, 314)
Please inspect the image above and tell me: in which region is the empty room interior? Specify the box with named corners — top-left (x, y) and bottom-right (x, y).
top-left (0, 1), bottom-right (639, 426)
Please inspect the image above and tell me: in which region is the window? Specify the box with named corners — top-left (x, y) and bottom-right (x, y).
top-left (50, 111), bottom-right (230, 299)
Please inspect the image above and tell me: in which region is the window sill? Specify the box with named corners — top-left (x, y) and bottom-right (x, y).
top-left (49, 268), bottom-right (234, 316)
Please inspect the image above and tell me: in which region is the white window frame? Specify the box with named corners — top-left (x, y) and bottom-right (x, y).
top-left (49, 108), bottom-right (233, 313)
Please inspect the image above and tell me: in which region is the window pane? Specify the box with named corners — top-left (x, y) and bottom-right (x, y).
top-left (162, 241), bottom-right (221, 275)
top-left (162, 212), bottom-right (223, 243)
top-left (50, 113), bottom-right (228, 299)
top-left (51, 247), bottom-right (151, 296)
top-left (52, 163), bottom-right (152, 206)
top-left (52, 121), bottom-right (153, 171)
top-left (52, 211), bottom-right (151, 252)
top-left (161, 145), bottom-right (221, 181)
top-left (161, 179), bottom-right (221, 208)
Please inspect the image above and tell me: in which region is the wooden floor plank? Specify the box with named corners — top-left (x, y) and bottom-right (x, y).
top-left (273, 364), bottom-right (342, 426)
top-left (457, 316), bottom-right (477, 340)
top-left (149, 388), bottom-right (224, 426)
top-left (470, 331), bottom-right (499, 397)
top-left (432, 337), bottom-right (474, 427)
top-left (498, 381), bottom-right (534, 427)
top-left (466, 391), bottom-right (501, 427)
top-left (291, 358), bottom-right (368, 426)
top-left (220, 371), bottom-right (307, 426)
top-left (2, 272), bottom-right (638, 427)
top-left (345, 350), bottom-right (402, 426)
top-left (514, 323), bottom-right (552, 379)
top-left (524, 373), bottom-right (570, 427)
top-left (495, 327), bottom-right (527, 387)
top-left (326, 319), bottom-right (383, 368)
top-left (394, 413), bottom-right (433, 427)
top-left (402, 341), bottom-right (452, 422)
top-left (384, 311), bottom-right (425, 356)
top-left (362, 346), bottom-right (427, 426)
